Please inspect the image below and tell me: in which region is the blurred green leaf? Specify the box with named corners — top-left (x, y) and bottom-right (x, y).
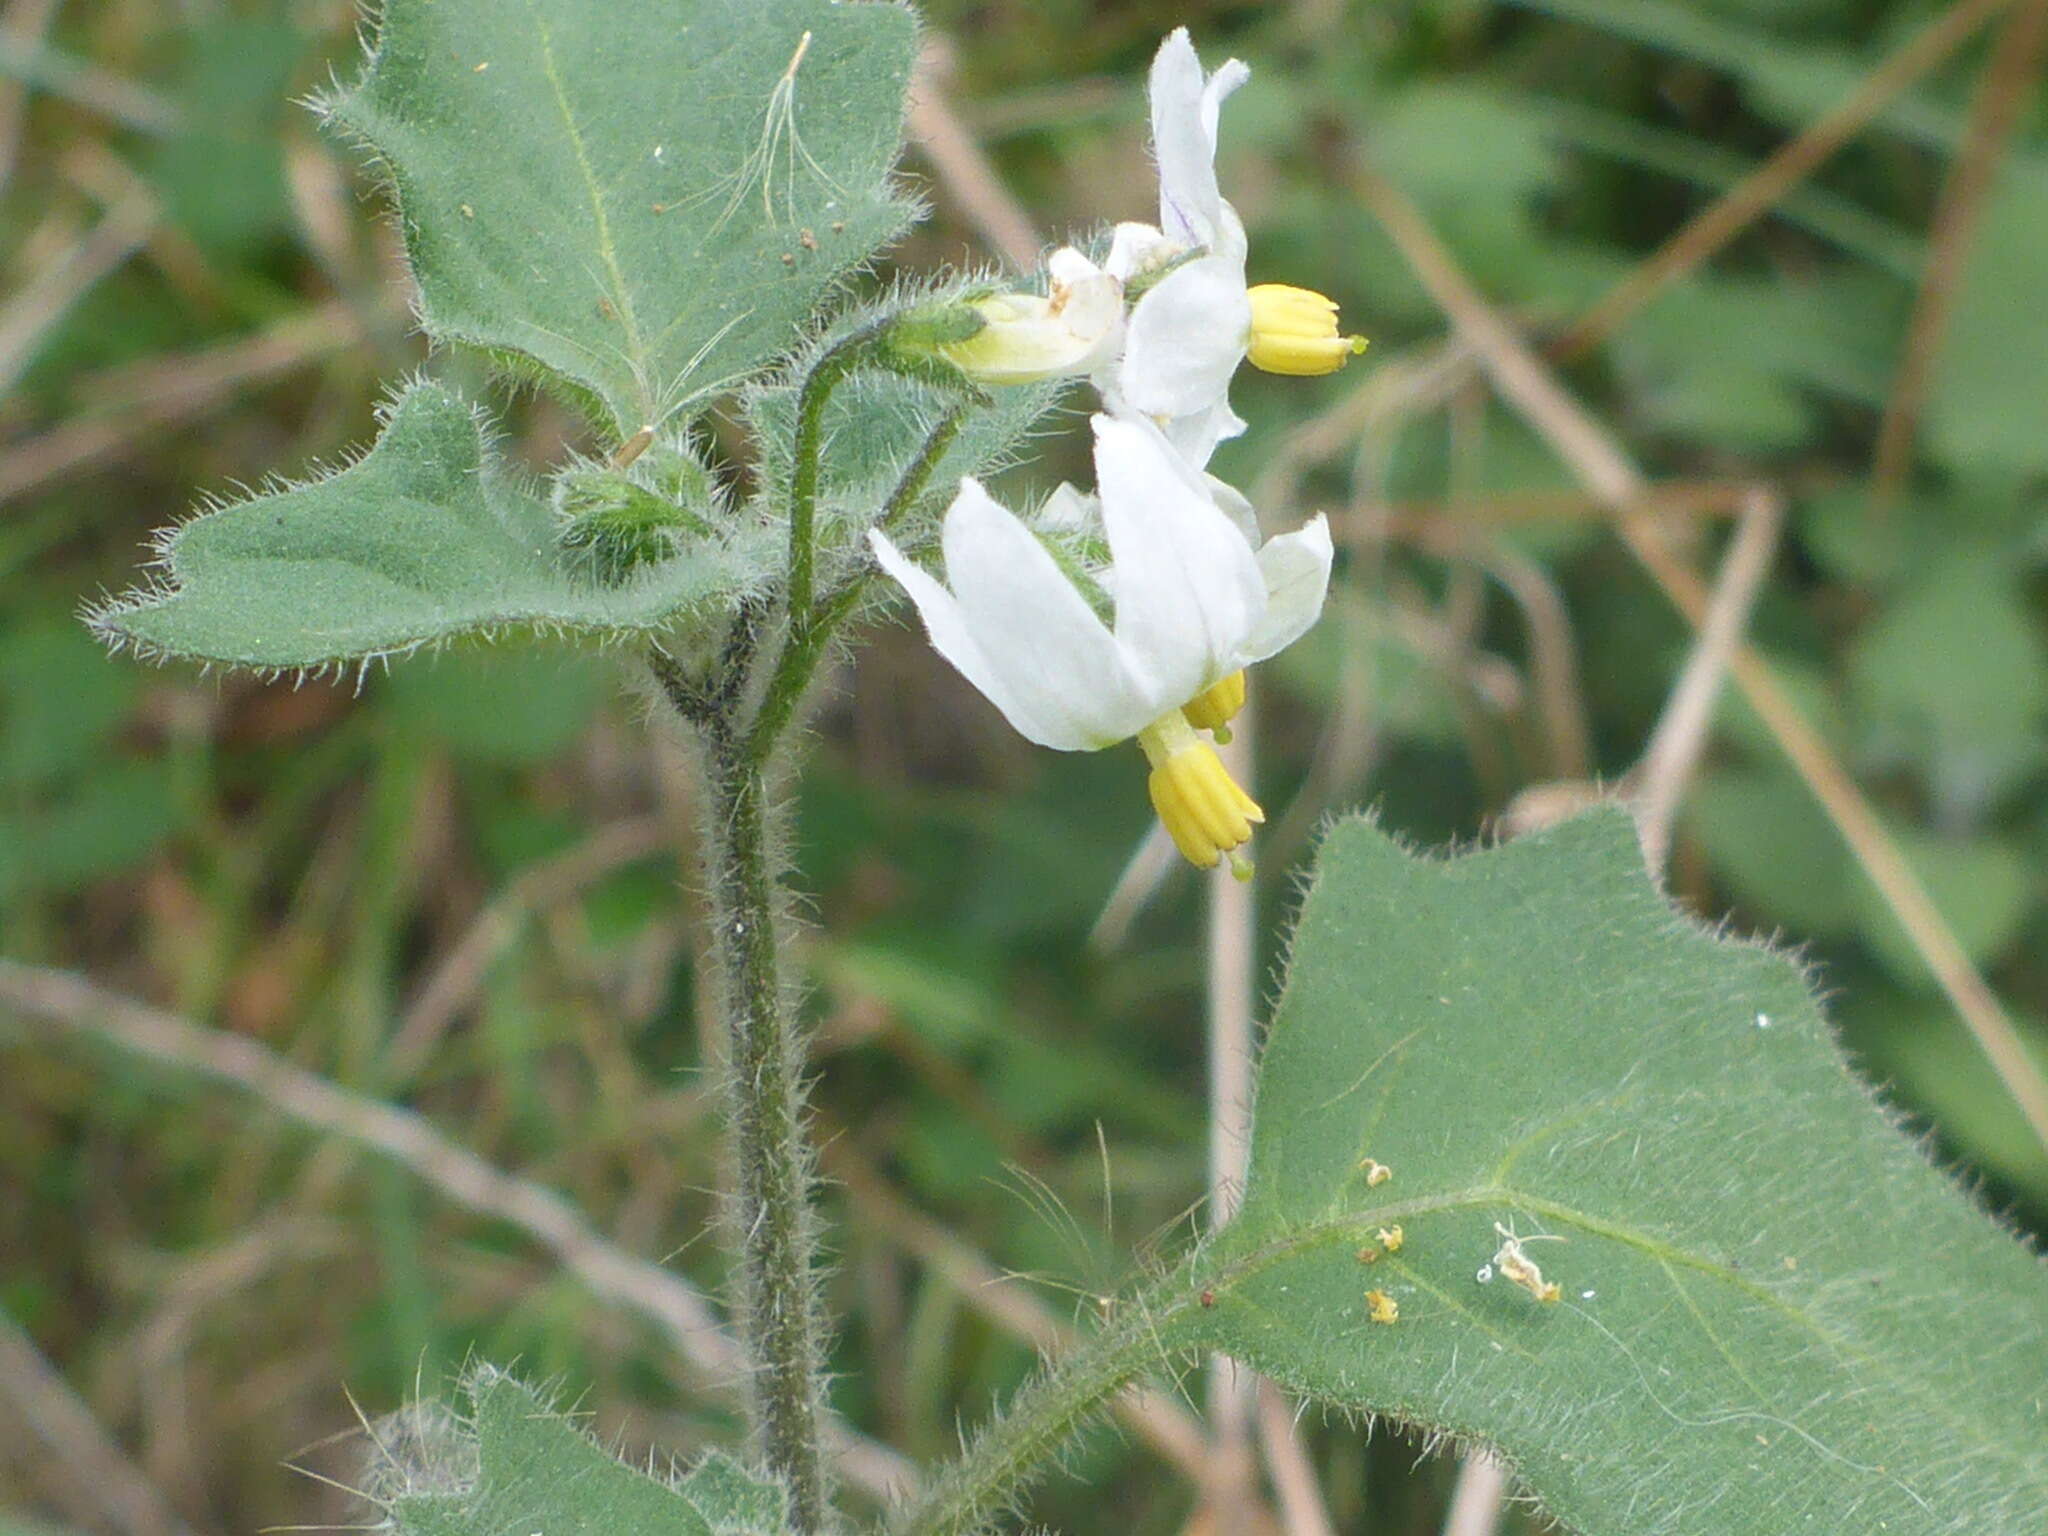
top-left (92, 382), bottom-right (766, 670)
top-left (144, 19), bottom-right (303, 258)
top-left (1926, 163), bottom-right (2048, 480)
top-left (1848, 548), bottom-right (2048, 815)
top-left (1842, 989), bottom-right (2048, 1207)
top-left (322, 0), bottom-right (918, 433)
top-left (385, 646), bottom-right (606, 764)
top-left (1374, 84), bottom-right (1560, 203)
top-left (1184, 811), bottom-right (2048, 1536)
top-left (0, 761), bottom-right (181, 899)
top-left (1688, 764), bottom-right (1860, 935)
top-left (0, 620), bottom-right (138, 786)
top-left (1853, 825), bottom-right (2034, 989)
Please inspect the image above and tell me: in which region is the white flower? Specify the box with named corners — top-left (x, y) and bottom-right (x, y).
top-left (1103, 30), bottom-right (1363, 468)
top-left (938, 248), bottom-right (1125, 385)
top-left (870, 412), bottom-right (1332, 868)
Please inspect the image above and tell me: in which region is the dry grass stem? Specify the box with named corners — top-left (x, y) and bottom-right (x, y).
top-left (1255, 1382), bottom-right (1337, 1536)
top-left (908, 37), bottom-right (1041, 270)
top-left (0, 160), bottom-right (156, 399)
top-left (0, 1308), bottom-right (197, 1536)
top-left (1626, 489), bottom-right (1785, 872)
top-left (0, 299), bottom-right (364, 506)
top-left (1350, 156), bottom-right (2048, 1153)
top-left (1203, 715), bottom-right (1261, 1518)
top-left (0, 960), bottom-right (916, 1503)
top-left (1868, 0), bottom-right (2048, 515)
top-left (0, 0), bottom-right (60, 195)
top-left (1550, 0), bottom-right (2017, 361)
top-left (1440, 1450), bottom-right (1509, 1536)
top-left (385, 814), bottom-right (671, 1079)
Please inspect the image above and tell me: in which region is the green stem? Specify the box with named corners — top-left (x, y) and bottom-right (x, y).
top-left (698, 706), bottom-right (831, 1531)
top-left (889, 1307), bottom-right (1185, 1536)
top-left (749, 405), bottom-right (965, 762)
top-left (651, 339), bottom-right (976, 1530)
top-left (788, 322), bottom-right (889, 627)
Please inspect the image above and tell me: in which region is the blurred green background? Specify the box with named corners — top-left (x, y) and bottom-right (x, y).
top-left (2, 1), bottom-right (2045, 1533)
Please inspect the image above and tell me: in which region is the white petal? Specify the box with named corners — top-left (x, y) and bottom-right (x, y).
top-left (1091, 414), bottom-right (1264, 706)
top-left (1161, 400), bottom-right (1249, 475)
top-left (1105, 221), bottom-right (1176, 282)
top-left (1119, 257), bottom-right (1251, 418)
top-left (1046, 251), bottom-right (1126, 370)
top-left (1236, 515), bottom-right (1335, 665)
top-left (936, 480), bottom-right (1160, 749)
top-left (869, 527), bottom-right (1037, 737)
top-left (1204, 472), bottom-right (1261, 543)
top-left (1148, 30), bottom-right (1246, 249)
top-left (1035, 482), bottom-right (1099, 533)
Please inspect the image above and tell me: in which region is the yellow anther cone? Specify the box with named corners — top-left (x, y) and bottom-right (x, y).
top-left (1246, 283), bottom-right (1367, 376)
top-left (1182, 669), bottom-right (1247, 738)
top-left (1138, 711), bottom-right (1264, 869)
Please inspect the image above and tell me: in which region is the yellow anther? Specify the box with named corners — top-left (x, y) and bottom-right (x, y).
top-left (1246, 283), bottom-right (1367, 376)
top-left (1137, 710), bottom-right (1264, 869)
top-left (1366, 1289), bottom-right (1399, 1325)
top-left (1181, 669), bottom-right (1247, 738)
top-left (1377, 1224), bottom-right (1404, 1254)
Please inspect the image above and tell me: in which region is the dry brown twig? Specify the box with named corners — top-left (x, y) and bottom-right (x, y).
top-left (1624, 488), bottom-right (1785, 872)
top-left (1550, 0), bottom-right (2020, 362)
top-left (0, 960), bottom-right (916, 1503)
top-left (0, 1307), bottom-right (197, 1536)
top-left (383, 814), bottom-right (671, 1080)
top-left (1868, 0), bottom-right (2048, 515)
top-left (0, 299), bottom-right (366, 506)
top-left (907, 37), bottom-right (1041, 270)
top-left (1349, 157), bottom-right (2048, 1154)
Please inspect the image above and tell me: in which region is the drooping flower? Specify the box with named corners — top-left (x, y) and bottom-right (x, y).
top-left (1105, 29), bottom-right (1364, 467)
top-left (935, 248), bottom-right (1125, 385)
top-left (869, 413), bottom-right (1333, 871)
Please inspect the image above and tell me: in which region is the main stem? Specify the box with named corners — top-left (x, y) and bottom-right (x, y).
top-left (700, 712), bottom-right (829, 1531)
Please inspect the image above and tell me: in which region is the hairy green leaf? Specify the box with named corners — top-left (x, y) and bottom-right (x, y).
top-left (92, 382), bottom-right (764, 670)
top-left (1184, 810), bottom-right (2048, 1536)
top-left (323, 0), bottom-right (919, 435)
top-left (393, 1372), bottom-right (789, 1536)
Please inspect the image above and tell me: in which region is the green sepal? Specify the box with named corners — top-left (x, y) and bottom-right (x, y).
top-left (887, 299), bottom-right (991, 351)
top-left (554, 441), bottom-right (721, 586)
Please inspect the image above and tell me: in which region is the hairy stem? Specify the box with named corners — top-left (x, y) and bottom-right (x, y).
top-left (750, 405), bottom-right (965, 760)
top-left (890, 1310), bottom-right (1181, 1536)
top-left (656, 645), bottom-right (830, 1530)
top-left (788, 321), bottom-right (889, 625)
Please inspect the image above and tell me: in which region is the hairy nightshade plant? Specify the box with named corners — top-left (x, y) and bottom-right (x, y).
top-left (91, 4), bottom-right (2047, 1535)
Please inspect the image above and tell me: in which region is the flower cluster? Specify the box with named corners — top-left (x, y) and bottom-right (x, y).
top-left (878, 30), bottom-right (1361, 873)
